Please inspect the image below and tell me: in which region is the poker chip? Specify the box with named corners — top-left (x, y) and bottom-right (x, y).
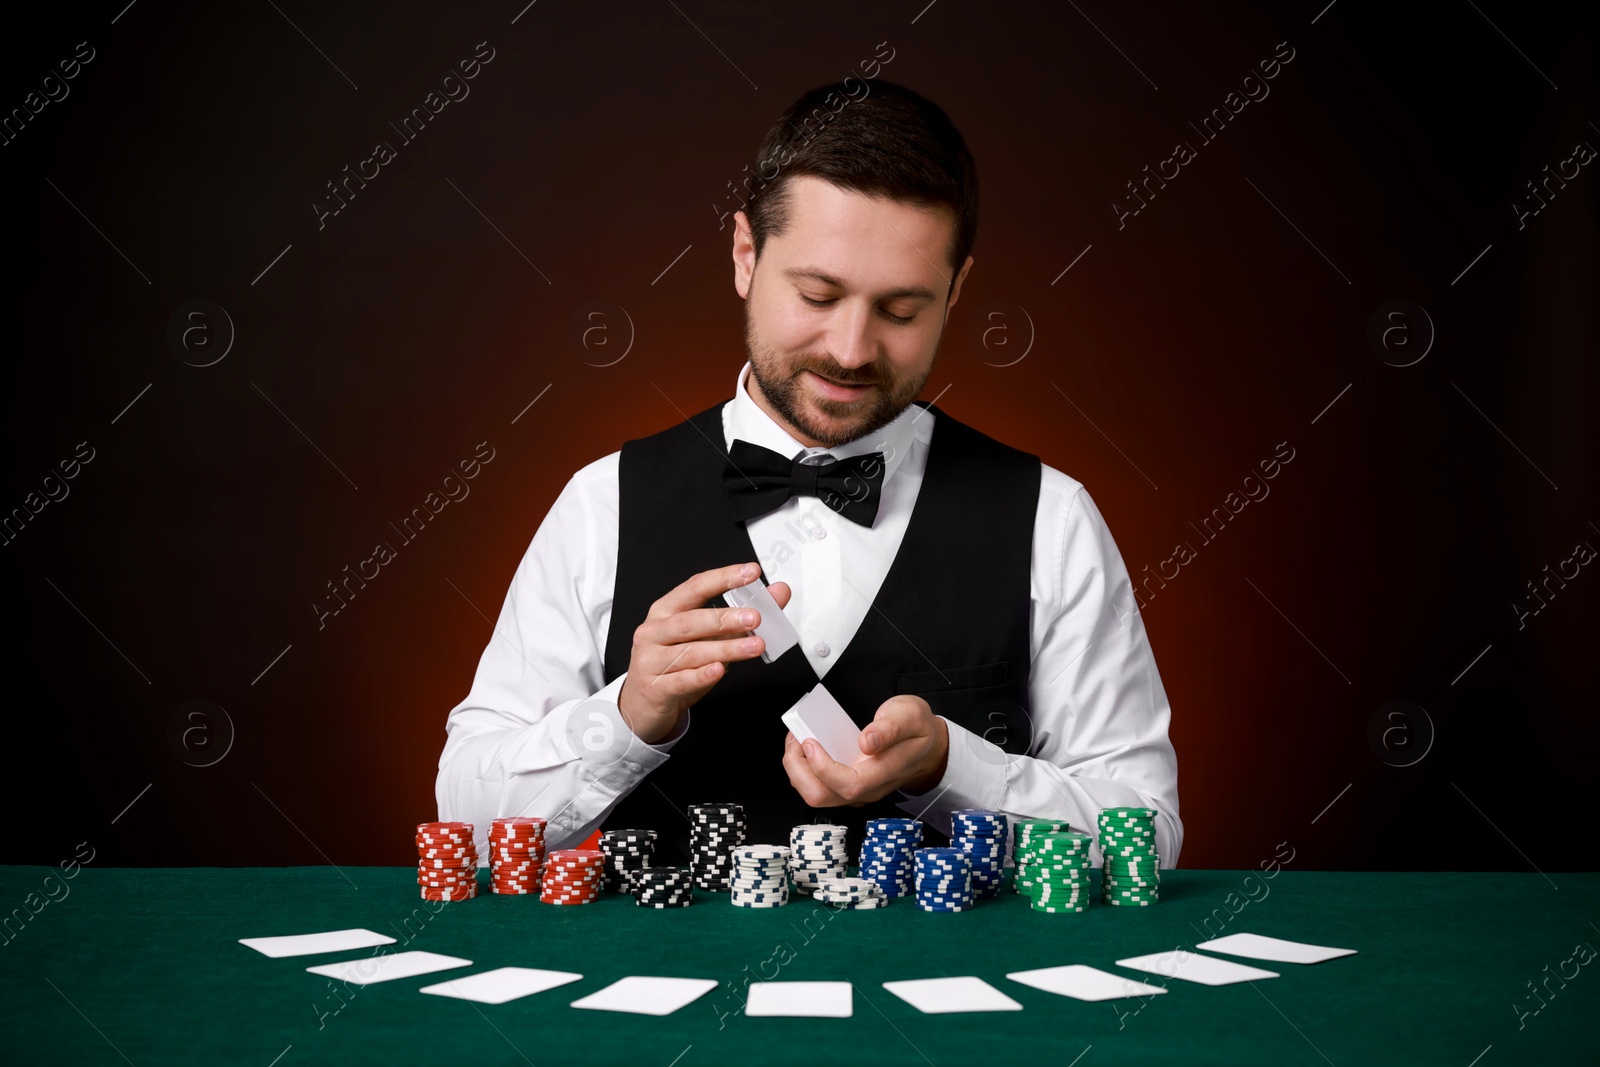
top-left (540, 848), bottom-right (604, 905)
top-left (415, 821), bottom-right (478, 902)
top-left (632, 866), bottom-right (694, 907)
top-left (949, 808), bottom-right (1007, 900)
top-left (487, 816), bottom-right (546, 896)
top-left (1098, 808), bottom-right (1160, 905)
top-left (1017, 830), bottom-right (1093, 913)
top-left (789, 823), bottom-right (849, 895)
top-left (729, 844), bottom-right (791, 908)
top-left (813, 875), bottom-right (888, 910)
top-left (914, 847), bottom-right (974, 912)
top-left (858, 817), bottom-right (922, 899)
top-left (689, 803), bottom-right (747, 891)
top-left (1010, 818), bottom-right (1071, 894)
top-left (599, 828), bottom-right (658, 892)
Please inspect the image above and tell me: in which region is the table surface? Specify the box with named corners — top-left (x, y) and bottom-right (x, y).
top-left (2, 866), bottom-right (1595, 1066)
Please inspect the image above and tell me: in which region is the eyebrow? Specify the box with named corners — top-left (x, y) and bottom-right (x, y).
top-left (783, 267), bottom-right (939, 302)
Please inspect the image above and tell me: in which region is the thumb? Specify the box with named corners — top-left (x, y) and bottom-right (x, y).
top-left (769, 581), bottom-right (792, 610)
top-left (861, 707), bottom-right (903, 754)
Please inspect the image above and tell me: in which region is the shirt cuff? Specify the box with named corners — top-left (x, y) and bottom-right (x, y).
top-left (896, 716), bottom-right (1007, 818)
top-left (553, 672), bottom-right (677, 796)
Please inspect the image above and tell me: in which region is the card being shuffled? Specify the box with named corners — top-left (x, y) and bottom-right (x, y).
top-left (722, 576), bottom-right (799, 664)
top-left (782, 683), bottom-right (866, 765)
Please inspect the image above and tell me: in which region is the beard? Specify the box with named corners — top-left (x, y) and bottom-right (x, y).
top-left (743, 301), bottom-right (934, 449)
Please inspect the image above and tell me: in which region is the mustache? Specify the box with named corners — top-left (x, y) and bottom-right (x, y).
top-left (798, 364), bottom-right (881, 386)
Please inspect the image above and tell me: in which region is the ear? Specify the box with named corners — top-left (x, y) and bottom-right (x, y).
top-left (733, 210), bottom-right (757, 299)
top-left (946, 254), bottom-right (976, 315)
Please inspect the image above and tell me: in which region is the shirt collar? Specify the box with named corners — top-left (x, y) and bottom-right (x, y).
top-left (724, 360), bottom-right (927, 491)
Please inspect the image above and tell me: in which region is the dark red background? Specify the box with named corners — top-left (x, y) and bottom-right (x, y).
top-left (3, 1), bottom-right (1594, 871)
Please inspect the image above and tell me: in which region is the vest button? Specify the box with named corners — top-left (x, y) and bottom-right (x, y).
top-left (815, 642), bottom-right (830, 657)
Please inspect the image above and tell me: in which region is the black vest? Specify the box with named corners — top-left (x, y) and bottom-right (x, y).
top-left (601, 399), bottom-right (1040, 863)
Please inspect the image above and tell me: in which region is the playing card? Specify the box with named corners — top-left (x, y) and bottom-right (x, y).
top-left (419, 967), bottom-right (585, 1004)
top-left (1194, 932), bottom-right (1357, 965)
top-left (1116, 950), bottom-right (1280, 986)
top-left (781, 683), bottom-right (865, 765)
top-left (238, 928), bottom-right (395, 958)
top-left (881, 976), bottom-right (1022, 1014)
top-left (723, 577), bottom-right (799, 663)
top-left (569, 976), bottom-right (719, 1016)
top-left (305, 950), bottom-right (473, 986)
top-left (745, 981), bottom-right (853, 1017)
top-left (1005, 964), bottom-right (1169, 1002)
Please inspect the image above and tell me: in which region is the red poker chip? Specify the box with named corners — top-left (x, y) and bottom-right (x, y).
top-left (540, 887), bottom-right (599, 898)
top-left (546, 849), bottom-right (603, 862)
top-left (491, 817), bottom-right (546, 830)
top-left (419, 861), bottom-right (477, 872)
top-left (421, 887), bottom-right (478, 899)
top-left (417, 821), bottom-right (473, 832)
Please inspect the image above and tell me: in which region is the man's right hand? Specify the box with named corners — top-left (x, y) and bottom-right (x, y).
top-left (617, 561), bottom-right (791, 744)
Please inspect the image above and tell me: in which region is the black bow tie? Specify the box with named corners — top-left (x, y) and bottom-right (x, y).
top-left (722, 439), bottom-right (885, 527)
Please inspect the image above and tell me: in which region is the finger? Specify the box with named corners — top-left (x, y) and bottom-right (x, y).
top-left (658, 606), bottom-right (761, 646)
top-left (860, 701), bottom-right (917, 754)
top-left (783, 735), bottom-right (847, 807)
top-left (646, 634), bottom-right (762, 685)
top-left (644, 658), bottom-right (726, 697)
top-left (649, 561), bottom-right (761, 620)
top-left (803, 739), bottom-right (870, 802)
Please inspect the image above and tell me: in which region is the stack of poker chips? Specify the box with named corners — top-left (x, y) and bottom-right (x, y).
top-left (1022, 831), bottom-right (1094, 913)
top-left (598, 828), bottom-right (657, 892)
top-left (788, 823), bottom-right (848, 894)
top-left (539, 848), bottom-right (604, 905)
top-left (1098, 807), bottom-right (1160, 906)
top-left (913, 847), bottom-right (974, 912)
top-left (1010, 818), bottom-right (1071, 893)
top-left (488, 817), bottom-right (545, 895)
top-left (858, 817), bottom-right (922, 898)
top-left (949, 809), bottom-right (1008, 899)
top-left (813, 875), bottom-right (887, 910)
top-left (632, 867), bottom-right (694, 908)
top-left (729, 844), bottom-right (791, 908)
top-left (688, 803), bottom-right (746, 891)
top-left (417, 821), bottom-right (478, 902)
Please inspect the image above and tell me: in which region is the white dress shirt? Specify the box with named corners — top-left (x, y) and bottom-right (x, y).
top-left (437, 360), bottom-right (1182, 866)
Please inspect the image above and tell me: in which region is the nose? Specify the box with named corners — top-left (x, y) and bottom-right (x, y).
top-left (827, 303), bottom-right (877, 373)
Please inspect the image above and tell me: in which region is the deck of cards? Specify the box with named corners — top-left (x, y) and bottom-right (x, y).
top-left (782, 683), bottom-right (866, 765)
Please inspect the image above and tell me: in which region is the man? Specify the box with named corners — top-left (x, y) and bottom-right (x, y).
top-left (436, 80), bottom-right (1181, 868)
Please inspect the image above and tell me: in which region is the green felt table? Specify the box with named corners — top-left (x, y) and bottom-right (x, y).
top-left (2, 866), bottom-right (1596, 1066)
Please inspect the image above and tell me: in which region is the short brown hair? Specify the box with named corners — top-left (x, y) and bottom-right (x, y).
top-left (743, 80), bottom-right (979, 291)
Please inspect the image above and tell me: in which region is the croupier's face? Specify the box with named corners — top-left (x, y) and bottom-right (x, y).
top-left (733, 176), bottom-right (974, 449)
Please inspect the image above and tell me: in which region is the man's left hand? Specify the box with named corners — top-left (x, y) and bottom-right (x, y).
top-left (781, 695), bottom-right (949, 807)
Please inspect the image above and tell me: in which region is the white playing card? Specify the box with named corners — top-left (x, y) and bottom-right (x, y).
top-left (1194, 933), bottom-right (1357, 965)
top-left (569, 976), bottom-right (718, 1016)
top-left (305, 950), bottom-right (473, 986)
top-left (781, 683), bottom-right (865, 765)
top-left (881, 976), bottom-right (1022, 1014)
top-left (1006, 964), bottom-right (1169, 1002)
top-left (239, 928), bottom-right (395, 958)
top-left (1116, 950), bottom-right (1279, 986)
top-left (745, 981), bottom-right (853, 1018)
top-left (419, 967), bottom-right (585, 1004)
top-left (723, 578), bottom-right (799, 663)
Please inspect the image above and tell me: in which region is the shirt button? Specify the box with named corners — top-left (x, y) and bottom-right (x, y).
top-left (812, 526), bottom-right (827, 540)
top-left (815, 642), bottom-right (830, 657)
